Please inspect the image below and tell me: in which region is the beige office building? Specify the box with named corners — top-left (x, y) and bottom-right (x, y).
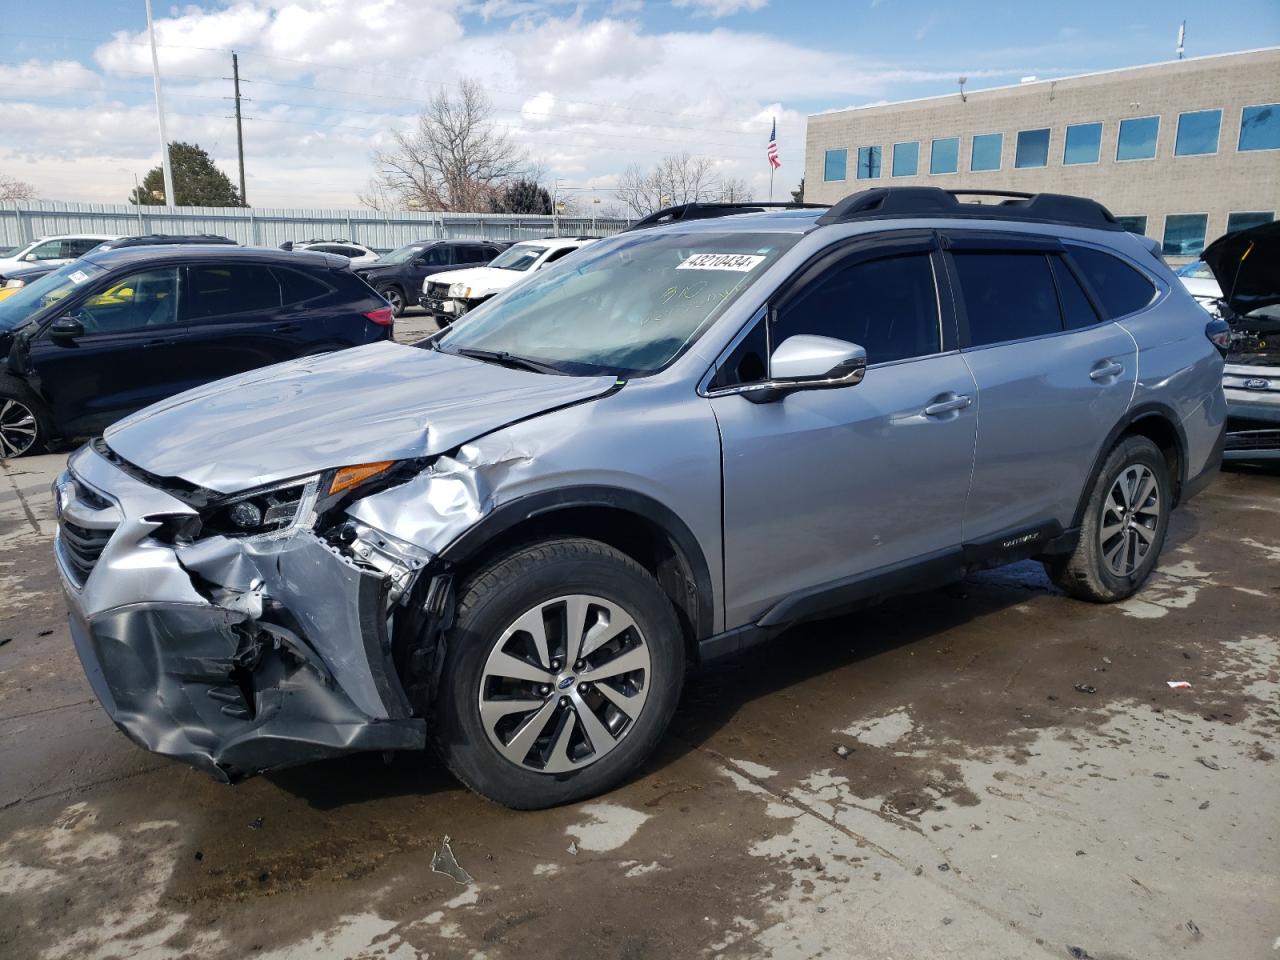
top-left (804, 47), bottom-right (1280, 261)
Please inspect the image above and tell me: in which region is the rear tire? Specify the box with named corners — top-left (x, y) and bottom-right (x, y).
top-left (379, 285), bottom-right (406, 317)
top-left (1045, 435), bottom-right (1170, 602)
top-left (0, 376), bottom-right (52, 459)
top-left (431, 538), bottom-right (685, 809)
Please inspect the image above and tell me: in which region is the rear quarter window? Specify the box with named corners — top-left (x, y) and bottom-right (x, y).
top-left (1067, 246), bottom-right (1157, 319)
top-left (273, 267), bottom-right (331, 305)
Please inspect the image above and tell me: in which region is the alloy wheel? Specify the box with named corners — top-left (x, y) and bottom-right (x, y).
top-left (383, 288), bottom-right (404, 314)
top-left (478, 594), bottom-right (652, 774)
top-left (1099, 463), bottom-right (1161, 577)
top-left (0, 398), bottom-right (38, 458)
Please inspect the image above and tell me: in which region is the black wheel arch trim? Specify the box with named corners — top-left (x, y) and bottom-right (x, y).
top-left (436, 485), bottom-right (716, 643)
top-left (1072, 401), bottom-right (1189, 529)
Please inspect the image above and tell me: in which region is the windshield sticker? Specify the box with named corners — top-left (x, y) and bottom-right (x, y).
top-left (676, 253), bottom-right (766, 272)
top-left (68, 270), bottom-right (89, 284)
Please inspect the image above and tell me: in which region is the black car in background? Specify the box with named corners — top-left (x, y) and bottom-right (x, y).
top-left (0, 246), bottom-right (393, 457)
top-left (353, 239), bottom-right (507, 316)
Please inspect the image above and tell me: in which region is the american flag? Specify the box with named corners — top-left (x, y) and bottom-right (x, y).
top-left (767, 119), bottom-right (781, 169)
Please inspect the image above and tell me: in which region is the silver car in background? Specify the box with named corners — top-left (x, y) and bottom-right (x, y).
top-left (55, 188), bottom-right (1226, 808)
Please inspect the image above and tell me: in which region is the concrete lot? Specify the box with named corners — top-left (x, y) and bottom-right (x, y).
top-left (1, 447), bottom-right (1277, 960)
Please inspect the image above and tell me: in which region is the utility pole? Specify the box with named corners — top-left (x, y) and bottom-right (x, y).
top-left (144, 0), bottom-right (175, 207)
top-left (1176, 21), bottom-right (1186, 59)
top-left (232, 52), bottom-right (247, 205)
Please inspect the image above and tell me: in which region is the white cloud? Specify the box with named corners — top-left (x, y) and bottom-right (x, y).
top-left (1, 2), bottom-right (1055, 206)
top-left (0, 61), bottom-right (103, 98)
top-left (672, 0), bottom-right (768, 17)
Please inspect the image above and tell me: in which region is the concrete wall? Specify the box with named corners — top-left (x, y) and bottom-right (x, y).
top-left (805, 48), bottom-right (1280, 260)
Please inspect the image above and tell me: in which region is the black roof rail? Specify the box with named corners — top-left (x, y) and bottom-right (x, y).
top-left (99, 233), bottom-right (237, 250)
top-left (815, 187), bottom-right (1121, 231)
top-left (627, 200), bottom-right (827, 231)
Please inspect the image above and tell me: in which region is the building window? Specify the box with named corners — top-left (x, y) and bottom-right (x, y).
top-left (1117, 116), bottom-right (1159, 160)
top-left (930, 137), bottom-right (959, 175)
top-left (1014, 128), bottom-right (1051, 168)
top-left (823, 149), bottom-right (847, 182)
top-left (1115, 215), bottom-right (1148, 235)
top-left (1239, 104), bottom-right (1280, 151)
top-left (1174, 109), bottom-right (1222, 156)
top-left (1063, 122), bottom-right (1103, 165)
top-left (1226, 211), bottom-right (1274, 233)
top-left (892, 141), bottom-right (919, 177)
top-left (1162, 214), bottom-right (1209, 257)
top-left (970, 133), bottom-right (1002, 172)
top-left (857, 145), bottom-right (882, 180)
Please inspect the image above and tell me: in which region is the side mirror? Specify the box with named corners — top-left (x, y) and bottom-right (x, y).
top-left (49, 315), bottom-right (85, 341)
top-left (24, 253), bottom-right (38, 262)
top-left (742, 335), bottom-right (867, 404)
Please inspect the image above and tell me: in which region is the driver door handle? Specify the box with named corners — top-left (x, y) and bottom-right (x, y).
top-left (924, 394), bottom-right (972, 416)
top-left (1090, 360), bottom-right (1125, 381)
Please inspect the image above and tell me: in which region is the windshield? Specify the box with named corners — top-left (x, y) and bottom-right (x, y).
top-left (379, 243), bottom-right (431, 265)
top-left (489, 244), bottom-right (548, 271)
top-left (1176, 260), bottom-right (1215, 280)
top-left (2, 240), bottom-right (41, 263)
top-left (436, 230), bottom-right (798, 376)
top-left (0, 260), bottom-right (106, 331)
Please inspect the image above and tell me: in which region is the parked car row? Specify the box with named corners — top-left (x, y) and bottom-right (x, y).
top-left (421, 236), bottom-right (599, 324)
top-left (352, 239), bottom-right (511, 316)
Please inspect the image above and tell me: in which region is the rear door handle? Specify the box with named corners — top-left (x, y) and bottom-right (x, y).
top-left (924, 394), bottom-right (972, 416)
top-left (1089, 360), bottom-right (1125, 381)
top-left (273, 323), bottom-right (300, 333)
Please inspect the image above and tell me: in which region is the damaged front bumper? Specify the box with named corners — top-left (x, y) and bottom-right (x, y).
top-left (54, 444), bottom-right (431, 782)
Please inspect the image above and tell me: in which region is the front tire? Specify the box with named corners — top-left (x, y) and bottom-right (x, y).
top-left (1045, 435), bottom-right (1171, 602)
top-left (0, 376), bottom-right (52, 459)
top-left (432, 538), bottom-right (686, 809)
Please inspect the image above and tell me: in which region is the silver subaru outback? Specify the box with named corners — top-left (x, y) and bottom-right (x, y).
top-left (56, 188), bottom-right (1227, 809)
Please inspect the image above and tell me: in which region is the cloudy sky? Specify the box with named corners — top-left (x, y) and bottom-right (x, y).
top-left (2, 0), bottom-right (1277, 209)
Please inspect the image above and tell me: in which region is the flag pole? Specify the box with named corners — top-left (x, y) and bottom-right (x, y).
top-left (769, 115), bottom-right (775, 201)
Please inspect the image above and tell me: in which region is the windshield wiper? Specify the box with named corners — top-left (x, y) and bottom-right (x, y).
top-left (450, 346), bottom-right (564, 375)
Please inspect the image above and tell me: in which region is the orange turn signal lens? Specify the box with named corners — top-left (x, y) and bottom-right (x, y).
top-left (329, 461), bottom-right (395, 497)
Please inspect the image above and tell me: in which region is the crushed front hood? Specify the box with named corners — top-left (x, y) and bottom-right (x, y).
top-left (103, 341), bottom-right (616, 492)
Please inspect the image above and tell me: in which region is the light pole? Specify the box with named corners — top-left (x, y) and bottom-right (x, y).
top-left (144, 0), bottom-right (175, 208)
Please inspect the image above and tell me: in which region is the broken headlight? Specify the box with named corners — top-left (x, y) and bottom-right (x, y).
top-left (197, 461), bottom-right (399, 540)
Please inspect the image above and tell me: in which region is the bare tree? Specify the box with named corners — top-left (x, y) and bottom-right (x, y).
top-left (0, 173), bottom-right (36, 202)
top-left (616, 152), bottom-right (724, 217)
top-left (719, 177), bottom-right (753, 202)
top-left (368, 79), bottom-right (530, 212)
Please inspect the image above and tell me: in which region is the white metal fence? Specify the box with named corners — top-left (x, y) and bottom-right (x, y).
top-left (0, 201), bottom-right (632, 252)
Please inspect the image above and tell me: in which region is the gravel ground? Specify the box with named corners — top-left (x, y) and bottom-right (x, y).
top-left (1, 448), bottom-right (1277, 960)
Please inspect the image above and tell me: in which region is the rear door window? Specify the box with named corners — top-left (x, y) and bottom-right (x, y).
top-left (188, 264), bottom-right (282, 319)
top-left (1066, 246), bottom-right (1157, 319)
top-left (953, 252), bottom-right (1062, 346)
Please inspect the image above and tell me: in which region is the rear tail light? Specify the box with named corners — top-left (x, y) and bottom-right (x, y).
top-left (1205, 317), bottom-right (1231, 357)
top-left (364, 306), bottom-right (394, 326)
